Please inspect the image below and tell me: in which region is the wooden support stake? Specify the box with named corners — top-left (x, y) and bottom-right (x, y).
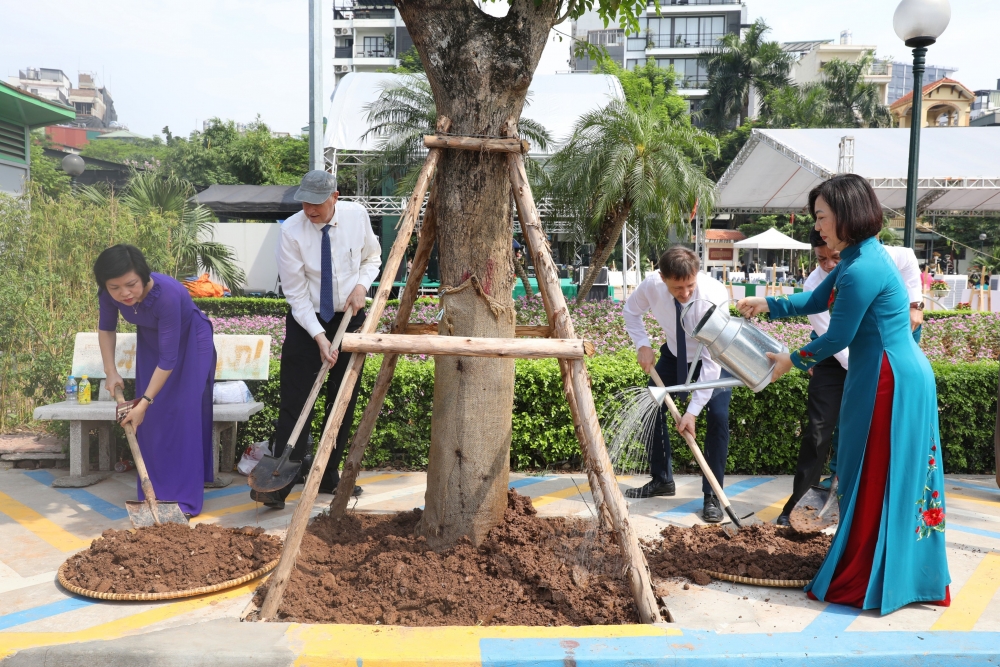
top-left (507, 150), bottom-right (661, 624)
top-left (259, 117), bottom-right (452, 622)
top-left (423, 134), bottom-right (529, 154)
top-left (341, 332), bottom-right (592, 359)
top-left (329, 191), bottom-right (442, 520)
top-left (404, 323), bottom-right (553, 338)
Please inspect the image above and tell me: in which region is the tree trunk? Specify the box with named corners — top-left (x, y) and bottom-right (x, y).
top-left (397, 0), bottom-right (557, 549)
top-left (513, 249), bottom-right (534, 299)
top-left (575, 205), bottom-right (631, 304)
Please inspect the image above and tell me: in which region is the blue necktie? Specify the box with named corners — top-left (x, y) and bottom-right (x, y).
top-left (675, 298), bottom-right (688, 390)
top-left (320, 224), bottom-right (334, 323)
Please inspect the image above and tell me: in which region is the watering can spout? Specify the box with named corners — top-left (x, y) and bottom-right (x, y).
top-left (648, 386), bottom-right (669, 406)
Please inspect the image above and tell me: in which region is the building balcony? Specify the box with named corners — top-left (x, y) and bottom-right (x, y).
top-left (644, 0), bottom-right (743, 14)
top-left (355, 47), bottom-right (394, 59)
top-left (334, 46), bottom-right (354, 59)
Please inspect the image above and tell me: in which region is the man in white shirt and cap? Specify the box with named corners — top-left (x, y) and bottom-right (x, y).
top-left (250, 170), bottom-right (381, 509)
top-left (622, 246), bottom-right (732, 523)
top-left (775, 228), bottom-right (922, 525)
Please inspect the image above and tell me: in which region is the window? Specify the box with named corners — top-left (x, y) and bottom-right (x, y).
top-left (640, 15), bottom-right (726, 49)
top-left (588, 29), bottom-right (623, 46)
top-left (75, 102), bottom-right (93, 115)
top-left (626, 58), bottom-right (648, 70)
top-left (654, 58), bottom-right (708, 87)
top-left (361, 36), bottom-right (387, 57)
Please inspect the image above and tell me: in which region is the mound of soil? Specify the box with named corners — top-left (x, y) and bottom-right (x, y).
top-left (647, 524), bottom-right (832, 584)
top-left (62, 523), bottom-right (282, 594)
top-left (253, 489), bottom-right (637, 626)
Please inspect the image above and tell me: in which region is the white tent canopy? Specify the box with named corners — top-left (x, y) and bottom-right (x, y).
top-left (716, 128), bottom-right (1000, 215)
top-left (324, 72), bottom-right (625, 156)
top-left (733, 227), bottom-right (811, 250)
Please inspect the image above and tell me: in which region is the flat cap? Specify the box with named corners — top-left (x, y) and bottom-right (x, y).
top-left (294, 170), bottom-right (338, 205)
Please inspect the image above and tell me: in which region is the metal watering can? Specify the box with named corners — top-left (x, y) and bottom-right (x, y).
top-left (648, 299), bottom-right (787, 406)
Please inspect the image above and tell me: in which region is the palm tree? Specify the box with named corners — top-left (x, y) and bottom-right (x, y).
top-left (362, 74), bottom-right (551, 196)
top-left (762, 84), bottom-right (832, 128)
top-left (821, 53), bottom-right (893, 128)
top-left (700, 19), bottom-right (794, 129)
top-left (80, 172), bottom-right (246, 291)
top-left (547, 98), bottom-right (719, 303)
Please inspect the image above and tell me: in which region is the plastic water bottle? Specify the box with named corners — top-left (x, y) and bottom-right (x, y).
top-left (78, 375), bottom-right (91, 405)
top-left (65, 376), bottom-right (77, 403)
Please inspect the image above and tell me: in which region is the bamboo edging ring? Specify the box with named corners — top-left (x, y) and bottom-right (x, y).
top-left (57, 557), bottom-right (279, 601)
top-left (704, 570), bottom-right (811, 589)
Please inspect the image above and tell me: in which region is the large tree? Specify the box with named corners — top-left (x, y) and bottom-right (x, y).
top-left (821, 52), bottom-right (893, 128)
top-left (700, 19), bottom-right (793, 129)
top-left (395, 0), bottom-right (641, 549)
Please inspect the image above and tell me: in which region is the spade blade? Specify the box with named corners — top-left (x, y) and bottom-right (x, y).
top-left (248, 447), bottom-right (301, 493)
top-left (789, 485), bottom-right (840, 533)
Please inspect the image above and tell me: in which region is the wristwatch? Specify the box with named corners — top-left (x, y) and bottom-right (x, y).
top-left (141, 394), bottom-right (154, 404)
top-left (910, 301), bottom-right (924, 311)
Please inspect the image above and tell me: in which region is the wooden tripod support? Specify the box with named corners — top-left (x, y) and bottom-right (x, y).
top-left (257, 119), bottom-right (662, 624)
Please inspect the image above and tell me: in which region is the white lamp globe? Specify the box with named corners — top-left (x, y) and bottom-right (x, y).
top-left (61, 153), bottom-right (85, 177)
top-left (893, 0), bottom-right (951, 46)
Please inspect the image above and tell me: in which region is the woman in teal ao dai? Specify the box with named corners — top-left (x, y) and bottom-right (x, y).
top-left (738, 174), bottom-right (950, 614)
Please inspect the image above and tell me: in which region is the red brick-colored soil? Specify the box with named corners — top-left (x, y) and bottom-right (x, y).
top-left (61, 523), bottom-right (282, 595)
top-left (254, 490), bottom-right (638, 626)
top-left (648, 524), bottom-right (832, 584)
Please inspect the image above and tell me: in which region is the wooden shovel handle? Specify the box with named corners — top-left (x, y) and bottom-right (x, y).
top-left (648, 367), bottom-right (737, 519)
top-left (283, 308), bottom-right (356, 451)
top-left (115, 387), bottom-right (159, 512)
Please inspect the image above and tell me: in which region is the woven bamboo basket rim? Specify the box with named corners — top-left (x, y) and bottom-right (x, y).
top-left (57, 558), bottom-right (279, 601)
top-left (704, 570), bottom-right (810, 588)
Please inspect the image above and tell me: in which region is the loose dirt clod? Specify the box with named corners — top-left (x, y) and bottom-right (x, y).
top-left (61, 523), bottom-right (282, 594)
top-left (253, 489), bottom-right (637, 626)
top-left (648, 524), bottom-right (832, 583)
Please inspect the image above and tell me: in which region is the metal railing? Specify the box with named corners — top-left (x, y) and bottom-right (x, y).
top-left (334, 46), bottom-right (353, 58)
top-left (355, 47), bottom-right (394, 58)
top-left (645, 32), bottom-right (725, 48)
top-left (652, 0), bottom-right (741, 5)
top-left (868, 61), bottom-right (891, 76)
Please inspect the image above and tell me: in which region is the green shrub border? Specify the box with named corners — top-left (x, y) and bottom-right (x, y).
top-left (237, 353), bottom-right (998, 476)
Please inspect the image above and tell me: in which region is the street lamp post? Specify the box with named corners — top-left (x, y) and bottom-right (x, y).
top-left (61, 153), bottom-right (85, 189)
top-left (979, 232), bottom-right (987, 257)
top-left (894, 0), bottom-right (951, 249)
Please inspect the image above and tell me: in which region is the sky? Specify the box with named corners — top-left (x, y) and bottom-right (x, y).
top-left (1, 1), bottom-right (996, 140)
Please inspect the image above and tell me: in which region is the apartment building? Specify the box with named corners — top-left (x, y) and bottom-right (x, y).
top-left (573, 1), bottom-right (746, 106)
top-left (888, 61), bottom-right (956, 104)
top-left (331, 0), bottom-right (412, 87)
top-left (8, 68), bottom-right (116, 128)
top-left (970, 80), bottom-right (1000, 127)
top-left (783, 32), bottom-right (892, 104)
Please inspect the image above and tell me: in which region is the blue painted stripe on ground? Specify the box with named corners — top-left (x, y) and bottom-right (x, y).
top-left (481, 629), bottom-right (1000, 667)
top-left (947, 480), bottom-right (1000, 496)
top-left (949, 523), bottom-right (1000, 541)
top-left (22, 470), bottom-right (129, 521)
top-left (0, 597), bottom-right (96, 631)
top-left (203, 484), bottom-right (250, 501)
top-left (653, 477), bottom-right (775, 519)
top-left (801, 603), bottom-right (863, 635)
top-left (508, 476), bottom-right (556, 490)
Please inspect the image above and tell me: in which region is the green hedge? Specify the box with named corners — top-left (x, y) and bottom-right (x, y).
top-left (237, 353), bottom-right (997, 475)
top-left (193, 297), bottom-right (288, 317)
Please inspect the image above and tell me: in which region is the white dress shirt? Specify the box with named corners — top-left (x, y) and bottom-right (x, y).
top-left (623, 272), bottom-right (730, 416)
top-left (276, 202), bottom-right (382, 338)
top-left (804, 244), bottom-right (922, 371)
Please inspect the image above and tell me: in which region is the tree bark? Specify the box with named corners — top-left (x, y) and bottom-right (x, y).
top-left (397, 0), bottom-right (558, 548)
top-left (513, 249), bottom-right (534, 299)
top-left (575, 204), bottom-right (631, 304)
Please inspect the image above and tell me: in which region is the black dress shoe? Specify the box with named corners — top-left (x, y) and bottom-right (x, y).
top-left (624, 479), bottom-right (676, 498)
top-left (250, 488), bottom-right (285, 510)
top-left (318, 483), bottom-right (363, 497)
top-left (776, 513), bottom-right (791, 527)
top-left (702, 494), bottom-right (723, 523)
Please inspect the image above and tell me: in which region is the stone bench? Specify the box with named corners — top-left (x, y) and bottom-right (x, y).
top-left (32, 332), bottom-right (271, 488)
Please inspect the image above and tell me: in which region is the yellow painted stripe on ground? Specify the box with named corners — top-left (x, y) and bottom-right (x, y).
top-left (532, 483), bottom-right (591, 508)
top-left (191, 491), bottom-right (303, 525)
top-left (947, 492), bottom-right (1000, 508)
top-left (0, 579), bottom-right (258, 659)
top-left (932, 553), bottom-right (1000, 631)
top-left (356, 473), bottom-right (407, 485)
top-left (287, 622), bottom-right (679, 667)
top-left (755, 496), bottom-right (790, 523)
top-left (0, 490), bottom-right (91, 553)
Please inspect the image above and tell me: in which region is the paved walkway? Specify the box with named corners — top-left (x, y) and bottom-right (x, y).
top-left (1, 468), bottom-right (999, 665)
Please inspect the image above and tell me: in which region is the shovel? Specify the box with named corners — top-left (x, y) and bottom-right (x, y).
top-left (647, 368), bottom-right (763, 533)
top-left (249, 308), bottom-right (354, 493)
top-left (115, 388), bottom-right (188, 527)
top-left (789, 476), bottom-right (839, 533)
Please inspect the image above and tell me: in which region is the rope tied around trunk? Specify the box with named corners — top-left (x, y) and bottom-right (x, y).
top-left (439, 275), bottom-right (514, 330)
